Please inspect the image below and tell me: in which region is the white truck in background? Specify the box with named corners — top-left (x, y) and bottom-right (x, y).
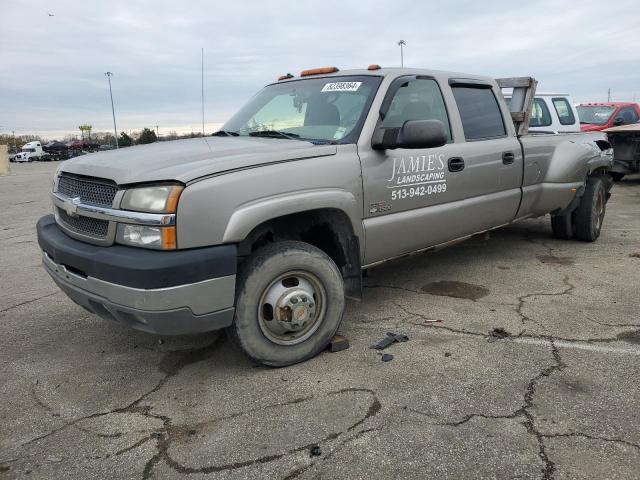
top-left (14, 141), bottom-right (46, 162)
top-left (505, 92), bottom-right (580, 133)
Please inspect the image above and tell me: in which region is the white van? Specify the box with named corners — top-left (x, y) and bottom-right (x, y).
top-left (15, 141), bottom-right (45, 162)
top-left (505, 93), bottom-right (580, 133)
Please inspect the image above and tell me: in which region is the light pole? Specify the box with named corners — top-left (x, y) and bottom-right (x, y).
top-left (398, 40), bottom-right (406, 68)
top-left (105, 72), bottom-right (119, 148)
top-left (201, 47), bottom-right (205, 137)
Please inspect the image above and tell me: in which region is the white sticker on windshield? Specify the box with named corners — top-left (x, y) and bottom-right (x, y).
top-left (321, 81), bottom-right (362, 93)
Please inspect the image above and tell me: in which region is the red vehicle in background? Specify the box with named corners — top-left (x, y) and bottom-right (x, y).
top-left (577, 102), bottom-right (640, 131)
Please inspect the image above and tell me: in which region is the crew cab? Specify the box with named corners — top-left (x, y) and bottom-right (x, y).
top-left (504, 92), bottom-right (580, 133)
top-left (578, 102), bottom-right (640, 132)
top-left (36, 66), bottom-right (613, 366)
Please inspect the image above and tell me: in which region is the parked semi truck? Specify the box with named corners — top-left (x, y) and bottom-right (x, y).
top-left (37, 66), bottom-right (613, 366)
top-left (14, 141), bottom-right (45, 162)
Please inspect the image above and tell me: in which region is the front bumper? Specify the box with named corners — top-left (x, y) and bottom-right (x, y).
top-left (37, 215), bottom-right (237, 335)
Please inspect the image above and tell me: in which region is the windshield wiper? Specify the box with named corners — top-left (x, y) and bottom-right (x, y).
top-left (212, 130), bottom-right (239, 136)
top-left (247, 130), bottom-right (300, 140)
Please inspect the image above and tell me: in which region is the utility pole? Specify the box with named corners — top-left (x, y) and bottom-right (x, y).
top-left (155, 125), bottom-right (159, 140)
top-left (607, 88), bottom-right (611, 102)
top-left (398, 40), bottom-right (406, 68)
top-left (201, 48), bottom-right (205, 137)
top-left (105, 72), bottom-right (119, 148)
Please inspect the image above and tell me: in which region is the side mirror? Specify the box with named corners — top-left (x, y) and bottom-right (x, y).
top-left (372, 119), bottom-right (447, 150)
top-left (613, 117), bottom-right (624, 126)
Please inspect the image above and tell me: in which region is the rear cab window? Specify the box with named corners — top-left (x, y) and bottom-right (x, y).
top-left (552, 98), bottom-right (576, 125)
top-left (451, 85), bottom-right (506, 140)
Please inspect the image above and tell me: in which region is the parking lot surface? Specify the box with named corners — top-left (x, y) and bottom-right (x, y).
top-left (1, 162), bottom-right (639, 479)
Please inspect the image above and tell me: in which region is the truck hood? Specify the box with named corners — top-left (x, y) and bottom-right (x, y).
top-left (59, 136), bottom-right (337, 185)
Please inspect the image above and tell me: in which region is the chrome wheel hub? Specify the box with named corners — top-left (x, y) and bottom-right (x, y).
top-left (258, 272), bottom-right (326, 345)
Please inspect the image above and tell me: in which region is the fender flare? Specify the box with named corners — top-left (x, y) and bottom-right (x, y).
top-left (222, 188), bottom-right (362, 244)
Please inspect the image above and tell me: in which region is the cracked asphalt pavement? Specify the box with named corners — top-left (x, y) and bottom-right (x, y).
top-left (1, 162), bottom-right (639, 479)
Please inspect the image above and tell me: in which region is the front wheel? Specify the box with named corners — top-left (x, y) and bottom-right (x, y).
top-left (231, 241), bottom-right (345, 367)
top-left (574, 176), bottom-right (607, 242)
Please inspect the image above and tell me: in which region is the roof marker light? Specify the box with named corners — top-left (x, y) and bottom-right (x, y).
top-left (300, 66), bottom-right (339, 77)
top-left (368, 64), bottom-right (381, 70)
top-left (278, 73), bottom-right (294, 81)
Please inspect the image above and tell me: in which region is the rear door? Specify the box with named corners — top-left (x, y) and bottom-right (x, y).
top-left (448, 81), bottom-right (523, 230)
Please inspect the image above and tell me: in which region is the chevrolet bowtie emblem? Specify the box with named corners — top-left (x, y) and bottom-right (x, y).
top-left (64, 196), bottom-right (82, 217)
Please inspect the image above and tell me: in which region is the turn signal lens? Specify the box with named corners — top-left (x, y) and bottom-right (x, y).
top-left (300, 66), bottom-right (339, 77)
top-left (162, 226), bottom-right (177, 250)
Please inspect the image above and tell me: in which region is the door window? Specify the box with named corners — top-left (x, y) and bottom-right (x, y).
top-left (452, 86), bottom-right (506, 140)
top-left (552, 98), bottom-right (576, 125)
top-left (381, 78), bottom-right (452, 142)
top-left (617, 107), bottom-right (639, 125)
top-left (529, 98), bottom-right (552, 127)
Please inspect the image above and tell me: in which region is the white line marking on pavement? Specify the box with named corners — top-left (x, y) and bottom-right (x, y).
top-left (513, 337), bottom-right (640, 355)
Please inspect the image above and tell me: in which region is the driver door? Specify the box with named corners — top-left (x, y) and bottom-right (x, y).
top-left (359, 76), bottom-right (469, 264)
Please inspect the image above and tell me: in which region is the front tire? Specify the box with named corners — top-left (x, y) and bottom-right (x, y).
top-left (231, 241), bottom-right (345, 367)
top-left (574, 176), bottom-right (607, 242)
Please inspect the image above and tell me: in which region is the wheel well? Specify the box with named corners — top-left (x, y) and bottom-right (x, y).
top-left (237, 209), bottom-right (362, 300)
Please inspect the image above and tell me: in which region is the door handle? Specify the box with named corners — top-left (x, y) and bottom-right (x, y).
top-left (448, 157), bottom-right (465, 172)
top-left (502, 152), bottom-right (515, 164)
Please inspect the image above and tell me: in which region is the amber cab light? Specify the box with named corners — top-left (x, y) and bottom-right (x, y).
top-left (368, 64), bottom-right (381, 70)
top-left (278, 73), bottom-right (294, 81)
top-left (300, 66), bottom-right (339, 77)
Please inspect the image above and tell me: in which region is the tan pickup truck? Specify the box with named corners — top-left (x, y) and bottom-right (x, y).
top-left (37, 66), bottom-right (613, 366)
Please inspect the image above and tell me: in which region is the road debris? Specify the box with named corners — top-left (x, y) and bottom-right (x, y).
top-left (309, 445), bottom-right (322, 457)
top-left (328, 334), bottom-right (350, 353)
top-left (381, 353), bottom-right (394, 362)
top-left (487, 327), bottom-right (511, 342)
top-left (372, 332), bottom-right (409, 350)
top-left (46, 456), bottom-right (62, 463)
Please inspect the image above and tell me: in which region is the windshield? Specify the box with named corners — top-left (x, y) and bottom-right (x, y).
top-left (577, 105), bottom-right (616, 125)
top-left (221, 75), bottom-right (381, 144)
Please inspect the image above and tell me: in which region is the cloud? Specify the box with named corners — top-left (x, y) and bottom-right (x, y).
top-left (2, 0), bottom-right (639, 137)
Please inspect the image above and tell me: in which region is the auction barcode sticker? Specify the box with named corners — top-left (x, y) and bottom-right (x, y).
top-left (321, 82), bottom-right (362, 92)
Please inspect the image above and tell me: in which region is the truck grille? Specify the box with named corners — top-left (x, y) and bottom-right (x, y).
top-left (57, 208), bottom-right (109, 238)
top-left (57, 173), bottom-right (118, 207)
top-left (56, 173), bottom-right (118, 240)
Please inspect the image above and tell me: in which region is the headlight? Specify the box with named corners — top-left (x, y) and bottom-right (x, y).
top-left (120, 185), bottom-right (183, 213)
top-left (116, 224), bottom-right (177, 250)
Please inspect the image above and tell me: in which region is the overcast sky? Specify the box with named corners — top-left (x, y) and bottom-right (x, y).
top-left (2, 0), bottom-right (640, 138)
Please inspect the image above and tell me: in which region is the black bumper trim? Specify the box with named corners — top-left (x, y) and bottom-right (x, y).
top-left (37, 215), bottom-right (236, 289)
